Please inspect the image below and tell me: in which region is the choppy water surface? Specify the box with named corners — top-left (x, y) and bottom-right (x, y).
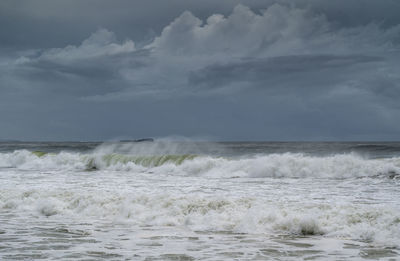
top-left (1, 141), bottom-right (400, 260)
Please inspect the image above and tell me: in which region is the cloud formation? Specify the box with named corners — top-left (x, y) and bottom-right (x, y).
top-left (13, 3), bottom-right (400, 97)
top-left (1, 1), bottom-right (400, 140)
top-left (150, 4), bottom-right (400, 57)
top-left (17, 29), bottom-right (135, 64)
top-left (14, 29), bottom-right (138, 80)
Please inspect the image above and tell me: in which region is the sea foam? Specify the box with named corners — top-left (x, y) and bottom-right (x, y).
top-left (0, 150), bottom-right (399, 179)
top-left (1, 188), bottom-right (399, 247)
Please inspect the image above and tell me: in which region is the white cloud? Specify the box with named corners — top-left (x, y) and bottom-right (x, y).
top-left (16, 28), bottom-right (135, 65)
top-left (3, 1), bottom-right (400, 140)
top-left (146, 3), bottom-right (400, 59)
top-left (16, 4), bottom-right (400, 70)
top-left (12, 3), bottom-right (400, 102)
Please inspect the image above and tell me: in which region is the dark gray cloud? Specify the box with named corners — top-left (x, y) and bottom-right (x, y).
top-left (2, 0), bottom-right (400, 49)
top-left (1, 0), bottom-right (400, 141)
top-left (189, 55), bottom-right (384, 88)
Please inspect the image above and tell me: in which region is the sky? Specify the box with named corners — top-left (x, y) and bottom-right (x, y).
top-left (1, 0), bottom-right (400, 141)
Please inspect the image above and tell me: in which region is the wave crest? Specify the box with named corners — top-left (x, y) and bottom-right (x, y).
top-left (85, 154), bottom-right (197, 170)
top-left (0, 150), bottom-right (399, 178)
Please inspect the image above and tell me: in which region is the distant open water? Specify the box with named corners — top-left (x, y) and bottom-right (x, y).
top-left (1, 141), bottom-right (400, 260)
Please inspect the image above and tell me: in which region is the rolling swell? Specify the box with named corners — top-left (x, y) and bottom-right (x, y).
top-left (85, 154), bottom-right (197, 170)
top-left (349, 143), bottom-right (400, 157)
top-left (0, 150), bottom-right (399, 178)
top-left (2, 142), bottom-right (400, 255)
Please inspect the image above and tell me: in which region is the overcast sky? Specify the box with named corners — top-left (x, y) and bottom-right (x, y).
top-left (1, 0), bottom-right (400, 141)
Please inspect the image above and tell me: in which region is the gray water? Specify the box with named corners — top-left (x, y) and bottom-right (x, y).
top-left (1, 141), bottom-right (400, 260)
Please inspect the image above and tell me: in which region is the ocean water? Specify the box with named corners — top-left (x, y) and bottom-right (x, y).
top-left (1, 141), bottom-right (400, 260)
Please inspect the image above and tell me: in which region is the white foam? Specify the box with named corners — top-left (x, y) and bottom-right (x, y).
top-left (0, 150), bottom-right (399, 179)
top-left (1, 188), bottom-right (399, 247)
top-left (1, 144), bottom-right (399, 260)
top-left (178, 153), bottom-right (400, 179)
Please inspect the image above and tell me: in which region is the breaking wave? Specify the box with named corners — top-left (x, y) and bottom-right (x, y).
top-left (2, 189), bottom-right (400, 247)
top-left (0, 149), bottom-right (399, 179)
top-left (2, 142), bottom-right (400, 251)
top-left (85, 154), bottom-right (197, 170)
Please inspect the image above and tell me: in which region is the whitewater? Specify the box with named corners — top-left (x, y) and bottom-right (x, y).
top-left (1, 141), bottom-right (400, 260)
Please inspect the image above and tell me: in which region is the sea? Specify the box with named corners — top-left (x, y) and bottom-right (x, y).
top-left (0, 141), bottom-right (399, 260)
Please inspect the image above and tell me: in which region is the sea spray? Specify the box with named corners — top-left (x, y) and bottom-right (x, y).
top-left (1, 141), bottom-right (400, 260)
top-left (0, 150), bottom-right (398, 178)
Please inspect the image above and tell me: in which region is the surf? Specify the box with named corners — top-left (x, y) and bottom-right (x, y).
top-left (0, 149), bottom-right (399, 179)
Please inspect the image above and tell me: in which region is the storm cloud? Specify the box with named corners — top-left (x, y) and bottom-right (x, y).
top-left (1, 0), bottom-right (400, 141)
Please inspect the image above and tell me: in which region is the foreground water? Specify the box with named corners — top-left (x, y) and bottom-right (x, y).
top-left (1, 141), bottom-right (400, 260)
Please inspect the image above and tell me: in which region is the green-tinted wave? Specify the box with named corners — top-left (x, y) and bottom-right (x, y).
top-left (86, 154), bottom-right (197, 170)
top-left (32, 151), bottom-right (48, 157)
